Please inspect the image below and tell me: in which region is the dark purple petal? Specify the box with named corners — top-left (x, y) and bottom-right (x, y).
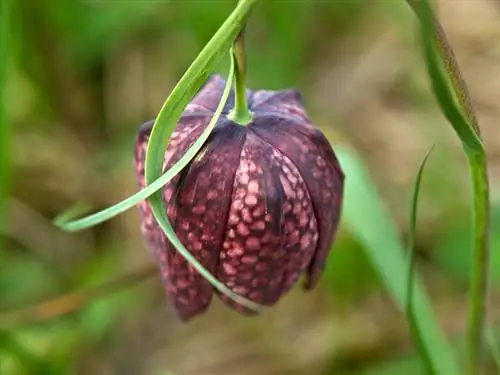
top-left (215, 131), bottom-right (319, 313)
top-left (170, 122), bottom-right (246, 320)
top-left (270, 143), bottom-right (319, 296)
top-left (216, 132), bottom-right (284, 313)
top-left (134, 112), bottom-right (216, 320)
top-left (191, 75), bottom-right (254, 114)
top-left (190, 75), bottom-right (227, 112)
top-left (250, 114), bottom-right (344, 290)
top-left (251, 89), bottom-right (309, 124)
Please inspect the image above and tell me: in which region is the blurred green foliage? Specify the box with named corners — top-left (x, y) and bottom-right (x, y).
top-left (1, 1), bottom-right (499, 375)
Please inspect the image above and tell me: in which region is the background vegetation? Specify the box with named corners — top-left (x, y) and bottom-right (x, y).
top-left (2, 0), bottom-right (500, 374)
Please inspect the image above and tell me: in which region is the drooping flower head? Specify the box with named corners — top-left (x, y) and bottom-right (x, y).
top-left (135, 76), bottom-right (344, 321)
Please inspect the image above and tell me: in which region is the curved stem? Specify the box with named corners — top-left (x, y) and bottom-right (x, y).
top-left (228, 28), bottom-right (253, 125)
top-left (406, 1), bottom-right (491, 373)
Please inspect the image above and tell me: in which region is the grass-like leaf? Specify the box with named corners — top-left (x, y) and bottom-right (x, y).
top-left (336, 145), bottom-right (460, 375)
top-left (411, 0), bottom-right (491, 372)
top-left (414, 0), bottom-right (481, 153)
top-left (405, 144), bottom-right (435, 373)
top-left (55, 0), bottom-right (259, 232)
top-left (406, 145), bottom-right (435, 310)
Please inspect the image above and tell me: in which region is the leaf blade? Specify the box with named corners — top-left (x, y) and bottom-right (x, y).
top-left (336, 145), bottom-right (460, 374)
top-left (406, 144), bottom-right (436, 373)
top-left (54, 0), bottom-right (259, 232)
top-left (415, 0), bottom-right (482, 153)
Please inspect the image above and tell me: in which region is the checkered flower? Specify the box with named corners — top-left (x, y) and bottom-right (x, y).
top-left (134, 75), bottom-right (344, 321)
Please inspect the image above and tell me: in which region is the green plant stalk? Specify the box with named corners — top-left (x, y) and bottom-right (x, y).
top-left (0, 0), bottom-right (11, 249)
top-left (405, 145), bottom-right (436, 373)
top-left (408, 0), bottom-right (491, 372)
top-left (467, 149), bottom-right (491, 374)
top-left (229, 30), bottom-right (253, 125)
top-left (406, 0), bottom-right (480, 137)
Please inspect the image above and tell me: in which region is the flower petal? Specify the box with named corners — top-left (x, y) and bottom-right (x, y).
top-left (250, 115), bottom-right (344, 290)
top-left (190, 75), bottom-right (228, 112)
top-left (134, 113), bottom-right (217, 320)
top-left (191, 75), bottom-right (254, 114)
top-left (216, 131), bottom-right (318, 314)
top-left (169, 121), bottom-right (246, 319)
top-left (270, 145), bottom-right (319, 296)
top-left (251, 88), bottom-right (309, 124)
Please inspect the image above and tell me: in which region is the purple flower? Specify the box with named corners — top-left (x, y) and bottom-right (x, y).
top-left (134, 75), bottom-right (344, 321)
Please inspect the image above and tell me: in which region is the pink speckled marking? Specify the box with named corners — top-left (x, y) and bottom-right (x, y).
top-left (134, 112), bottom-right (219, 321)
top-left (251, 89), bottom-right (310, 124)
top-left (135, 75), bottom-right (345, 321)
top-left (216, 132), bottom-right (318, 314)
top-left (250, 113), bottom-right (344, 290)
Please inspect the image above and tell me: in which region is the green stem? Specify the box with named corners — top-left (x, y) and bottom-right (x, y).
top-left (228, 29), bottom-right (253, 125)
top-left (406, 1), bottom-right (491, 372)
top-left (467, 149), bottom-right (491, 374)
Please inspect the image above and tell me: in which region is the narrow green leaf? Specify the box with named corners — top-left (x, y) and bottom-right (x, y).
top-left (55, 0), bottom-right (259, 232)
top-left (406, 144), bottom-right (435, 312)
top-left (144, 0), bottom-right (258, 188)
top-left (336, 145), bottom-right (460, 374)
top-left (405, 144), bottom-right (435, 373)
top-left (415, 1), bottom-right (490, 372)
top-left (416, 0), bottom-right (482, 153)
top-left (145, 53), bottom-right (263, 313)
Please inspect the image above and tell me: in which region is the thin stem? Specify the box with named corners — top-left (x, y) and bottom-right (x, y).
top-left (0, 0), bottom-right (12, 249)
top-left (228, 28), bottom-right (252, 125)
top-left (406, 1), bottom-right (491, 373)
top-left (467, 150), bottom-right (490, 374)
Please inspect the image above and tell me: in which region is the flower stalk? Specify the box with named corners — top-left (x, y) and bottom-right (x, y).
top-left (229, 28), bottom-right (253, 125)
top-left (406, 0), bottom-right (491, 373)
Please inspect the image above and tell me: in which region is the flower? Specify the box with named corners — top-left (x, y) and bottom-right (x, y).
top-left (134, 75), bottom-right (344, 321)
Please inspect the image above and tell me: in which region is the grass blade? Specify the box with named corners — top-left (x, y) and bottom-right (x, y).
top-left (408, 1), bottom-right (491, 372)
top-left (412, 0), bottom-right (481, 153)
top-left (406, 144), bottom-right (435, 373)
top-left (336, 145), bottom-right (460, 374)
top-left (55, 0), bottom-right (259, 232)
top-left (406, 144), bottom-right (435, 311)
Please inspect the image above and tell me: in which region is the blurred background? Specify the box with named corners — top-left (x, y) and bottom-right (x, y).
top-left (2, 0), bottom-right (500, 374)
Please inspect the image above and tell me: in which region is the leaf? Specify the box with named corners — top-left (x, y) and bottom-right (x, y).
top-left (415, 0), bottom-right (482, 154)
top-left (405, 144), bottom-right (435, 373)
top-left (336, 145), bottom-right (460, 374)
top-left (145, 52), bottom-right (263, 313)
top-left (406, 145), bottom-right (435, 310)
top-left (415, 2), bottom-right (490, 373)
top-left (54, 0), bottom-right (259, 232)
